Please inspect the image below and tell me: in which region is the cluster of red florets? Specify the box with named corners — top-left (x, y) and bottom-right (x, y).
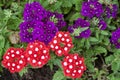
top-left (25, 41), bottom-right (50, 68)
top-left (2, 40), bottom-right (50, 73)
top-left (2, 48), bottom-right (27, 73)
top-left (49, 31), bottom-right (73, 56)
top-left (61, 54), bottom-right (86, 78)
top-left (2, 31), bottom-right (86, 79)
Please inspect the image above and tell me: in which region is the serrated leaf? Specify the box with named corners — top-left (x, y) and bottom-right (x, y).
top-left (7, 17), bottom-right (22, 30)
top-left (108, 25), bottom-right (116, 30)
top-left (53, 59), bottom-right (61, 68)
top-left (103, 38), bottom-right (110, 45)
top-left (53, 1), bottom-right (62, 11)
top-left (4, 9), bottom-right (12, 18)
top-left (19, 68), bottom-right (28, 77)
top-left (86, 60), bottom-right (94, 72)
top-left (42, 0), bottom-right (49, 8)
top-left (62, 7), bottom-right (71, 14)
top-left (85, 39), bottom-right (90, 49)
top-left (74, 0), bottom-right (83, 11)
top-left (112, 62), bottom-right (120, 72)
top-left (70, 13), bottom-right (83, 22)
top-left (101, 30), bottom-right (109, 35)
top-left (105, 55), bottom-right (115, 64)
top-left (94, 46), bottom-right (107, 54)
top-left (72, 27), bottom-right (89, 36)
top-left (89, 37), bottom-right (98, 42)
top-left (114, 49), bottom-right (120, 57)
top-left (92, 17), bottom-right (99, 25)
top-left (62, 0), bottom-right (72, 7)
top-left (79, 38), bottom-right (85, 47)
top-left (53, 71), bottom-right (64, 80)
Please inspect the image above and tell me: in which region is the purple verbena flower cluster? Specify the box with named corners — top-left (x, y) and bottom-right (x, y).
top-left (23, 2), bottom-right (46, 21)
top-left (105, 4), bottom-right (118, 18)
top-left (110, 28), bottom-right (120, 49)
top-left (19, 1), bottom-right (66, 44)
top-left (81, 0), bottom-right (103, 18)
top-left (68, 18), bottom-right (91, 38)
top-left (81, 0), bottom-right (118, 31)
top-left (45, 11), bottom-right (66, 30)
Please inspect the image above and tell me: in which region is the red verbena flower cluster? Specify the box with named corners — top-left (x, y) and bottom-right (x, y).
top-left (62, 54), bottom-right (86, 78)
top-left (49, 31), bottom-right (73, 56)
top-left (2, 31), bottom-right (86, 79)
top-left (25, 40), bottom-right (50, 68)
top-left (2, 48), bottom-right (27, 73)
top-left (2, 40), bottom-right (50, 73)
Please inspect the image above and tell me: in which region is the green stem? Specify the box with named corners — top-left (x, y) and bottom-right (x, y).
top-left (29, 0), bottom-right (33, 3)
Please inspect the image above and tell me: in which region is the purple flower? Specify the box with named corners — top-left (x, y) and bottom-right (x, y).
top-left (34, 21), bottom-right (58, 44)
top-left (105, 4), bottom-right (118, 18)
top-left (98, 20), bottom-right (107, 30)
top-left (68, 18), bottom-right (91, 39)
top-left (19, 21), bottom-right (36, 42)
top-left (20, 1), bottom-right (66, 44)
top-left (75, 18), bottom-right (90, 27)
top-left (75, 29), bottom-right (91, 38)
top-left (110, 28), bottom-right (120, 49)
top-left (45, 11), bottom-right (66, 30)
top-left (105, 7), bottom-right (111, 18)
top-left (19, 21), bottom-right (58, 44)
top-left (112, 4), bottom-right (118, 18)
top-left (81, 0), bottom-right (103, 18)
top-left (23, 1), bottom-right (47, 21)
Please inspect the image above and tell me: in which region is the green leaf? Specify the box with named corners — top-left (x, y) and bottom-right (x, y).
top-left (0, 48), bottom-right (3, 60)
top-left (74, 0), bottom-right (83, 11)
top-left (85, 59), bottom-right (95, 72)
top-left (7, 16), bottom-right (22, 30)
top-left (112, 62), bottom-right (120, 72)
top-left (70, 13), bottom-right (82, 22)
top-left (72, 27), bottom-right (89, 36)
top-left (105, 55), bottom-right (115, 64)
top-left (62, 0), bottom-right (72, 8)
top-left (4, 9), bottom-right (12, 18)
top-left (42, 0), bottom-right (49, 8)
top-left (53, 59), bottom-right (62, 68)
top-left (100, 30), bottom-right (109, 35)
top-left (107, 73), bottom-right (120, 80)
top-left (105, 0), bottom-right (112, 4)
top-left (19, 68), bottom-right (28, 77)
top-left (108, 25), bottom-right (116, 30)
top-left (0, 35), bottom-right (5, 48)
top-left (94, 46), bottom-right (107, 55)
top-left (53, 1), bottom-right (62, 11)
top-left (85, 39), bottom-right (90, 49)
top-left (53, 71), bottom-right (65, 80)
top-left (114, 49), bottom-right (120, 57)
top-left (89, 37), bottom-right (98, 42)
top-left (62, 7), bottom-right (71, 14)
top-left (103, 37), bottom-right (110, 46)
top-left (92, 17), bottom-right (99, 25)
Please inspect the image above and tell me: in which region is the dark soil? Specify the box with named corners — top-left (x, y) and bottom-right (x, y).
top-left (0, 65), bottom-right (59, 80)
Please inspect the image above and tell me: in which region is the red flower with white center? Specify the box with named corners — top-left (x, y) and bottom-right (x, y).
top-left (25, 40), bottom-right (50, 68)
top-left (49, 31), bottom-right (73, 56)
top-left (2, 48), bottom-right (27, 73)
top-left (61, 54), bottom-right (86, 78)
